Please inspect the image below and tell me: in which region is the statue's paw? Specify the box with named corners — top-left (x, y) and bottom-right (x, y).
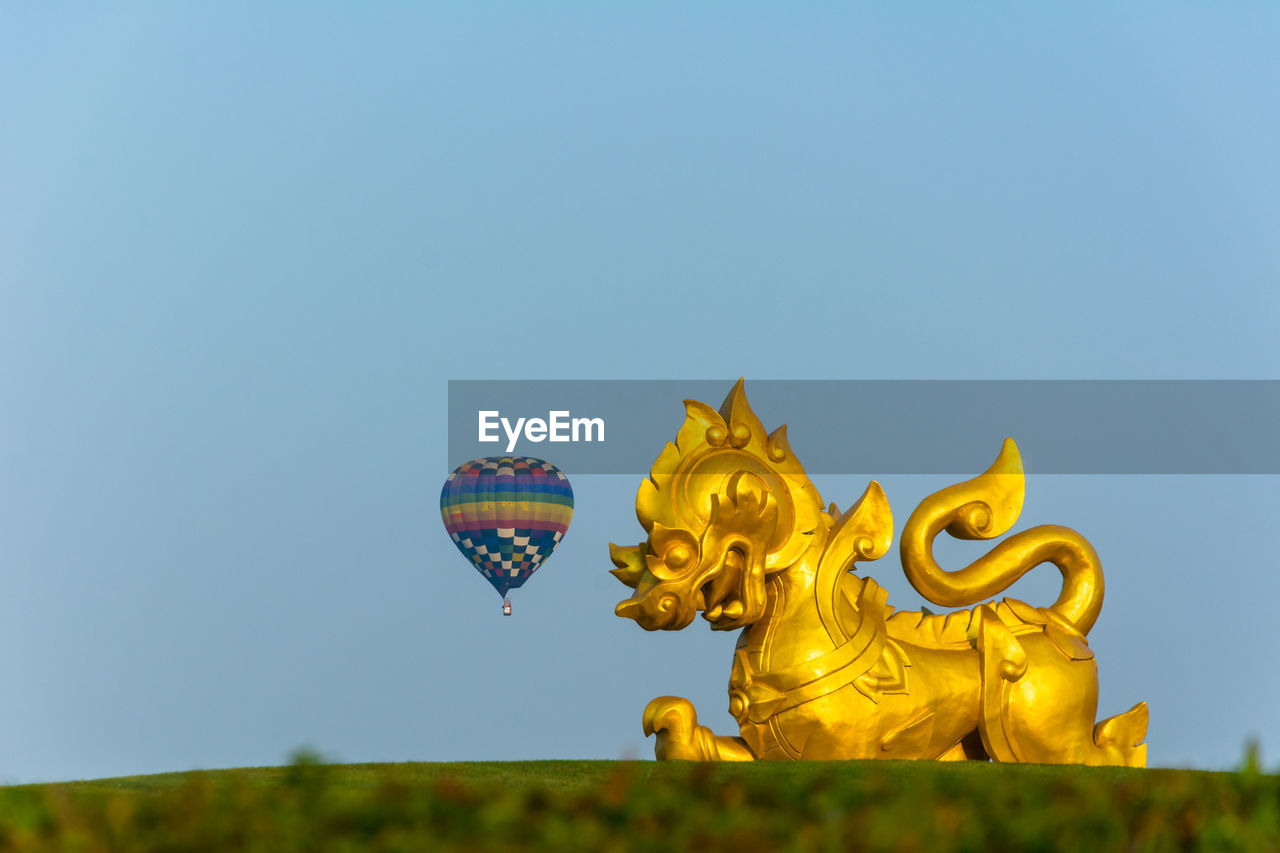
top-left (642, 696), bottom-right (704, 760)
top-left (643, 695), bottom-right (698, 738)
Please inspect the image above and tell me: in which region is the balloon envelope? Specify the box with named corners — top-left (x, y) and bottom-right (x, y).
top-left (439, 456), bottom-right (574, 597)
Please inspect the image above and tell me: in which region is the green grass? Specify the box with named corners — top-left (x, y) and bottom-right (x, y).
top-left (2, 757), bottom-right (1278, 852)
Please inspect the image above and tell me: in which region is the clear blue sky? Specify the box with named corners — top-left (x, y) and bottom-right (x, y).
top-left (1, 5), bottom-right (1277, 783)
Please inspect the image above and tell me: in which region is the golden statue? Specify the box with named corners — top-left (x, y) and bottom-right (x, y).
top-left (611, 380), bottom-right (1148, 766)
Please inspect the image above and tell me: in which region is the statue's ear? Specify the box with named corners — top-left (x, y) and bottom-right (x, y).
top-left (609, 542), bottom-right (649, 589)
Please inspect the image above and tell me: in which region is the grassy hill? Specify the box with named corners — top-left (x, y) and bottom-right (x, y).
top-left (1, 757), bottom-right (1277, 852)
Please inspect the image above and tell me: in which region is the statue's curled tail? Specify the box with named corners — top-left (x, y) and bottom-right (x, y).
top-left (900, 438), bottom-right (1104, 635)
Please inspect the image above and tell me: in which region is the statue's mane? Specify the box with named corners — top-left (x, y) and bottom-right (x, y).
top-left (630, 380), bottom-right (824, 567)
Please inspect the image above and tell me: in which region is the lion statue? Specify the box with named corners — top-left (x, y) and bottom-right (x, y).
top-left (610, 380), bottom-right (1147, 765)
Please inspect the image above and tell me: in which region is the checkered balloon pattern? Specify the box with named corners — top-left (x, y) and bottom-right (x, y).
top-left (440, 456), bottom-right (574, 597)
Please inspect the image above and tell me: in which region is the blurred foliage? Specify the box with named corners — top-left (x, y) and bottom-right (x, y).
top-left (1, 756), bottom-right (1278, 852)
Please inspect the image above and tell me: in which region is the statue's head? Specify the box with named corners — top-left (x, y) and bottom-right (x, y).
top-left (610, 380), bottom-right (825, 631)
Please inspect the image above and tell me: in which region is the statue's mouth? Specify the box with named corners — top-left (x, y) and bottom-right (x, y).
top-left (614, 542), bottom-right (759, 631)
top-left (698, 547), bottom-right (749, 629)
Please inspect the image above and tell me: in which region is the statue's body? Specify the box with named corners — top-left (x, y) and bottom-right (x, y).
top-left (611, 381), bottom-right (1147, 765)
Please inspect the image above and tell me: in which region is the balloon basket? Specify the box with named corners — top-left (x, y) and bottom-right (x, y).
top-left (503, 598), bottom-right (512, 616)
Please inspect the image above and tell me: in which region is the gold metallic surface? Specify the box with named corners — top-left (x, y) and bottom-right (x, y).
top-left (612, 380), bottom-right (1147, 766)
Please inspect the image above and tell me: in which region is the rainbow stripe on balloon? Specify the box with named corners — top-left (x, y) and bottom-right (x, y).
top-left (440, 456), bottom-right (574, 597)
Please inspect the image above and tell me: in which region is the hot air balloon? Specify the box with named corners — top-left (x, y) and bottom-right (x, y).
top-left (439, 456), bottom-right (573, 614)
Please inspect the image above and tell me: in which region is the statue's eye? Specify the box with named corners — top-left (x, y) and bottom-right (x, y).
top-left (665, 544), bottom-right (693, 570)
